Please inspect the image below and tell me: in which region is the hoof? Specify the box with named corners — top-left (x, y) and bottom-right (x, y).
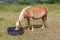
top-left (31, 30), bottom-right (34, 32)
top-left (27, 28), bottom-right (30, 30)
top-left (41, 25), bottom-right (45, 29)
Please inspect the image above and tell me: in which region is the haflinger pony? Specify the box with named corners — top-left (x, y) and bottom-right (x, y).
top-left (15, 6), bottom-right (48, 32)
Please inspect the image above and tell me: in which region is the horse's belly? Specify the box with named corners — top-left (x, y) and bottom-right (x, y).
top-left (32, 15), bottom-right (42, 19)
top-left (32, 13), bottom-right (45, 19)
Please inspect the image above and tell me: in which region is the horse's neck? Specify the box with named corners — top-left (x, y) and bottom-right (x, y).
top-left (19, 6), bottom-right (31, 22)
top-left (19, 10), bottom-right (25, 22)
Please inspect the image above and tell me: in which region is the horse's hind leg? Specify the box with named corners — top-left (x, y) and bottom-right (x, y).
top-left (42, 14), bottom-right (47, 29)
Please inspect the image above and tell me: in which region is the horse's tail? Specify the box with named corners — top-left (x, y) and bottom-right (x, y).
top-left (44, 6), bottom-right (48, 14)
top-left (42, 6), bottom-right (48, 27)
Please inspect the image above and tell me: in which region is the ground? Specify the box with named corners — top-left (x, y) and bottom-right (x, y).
top-left (0, 3), bottom-right (60, 40)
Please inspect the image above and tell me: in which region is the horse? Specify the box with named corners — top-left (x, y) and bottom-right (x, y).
top-left (15, 6), bottom-right (48, 32)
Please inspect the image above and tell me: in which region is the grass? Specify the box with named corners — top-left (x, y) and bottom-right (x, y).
top-left (0, 3), bottom-right (60, 40)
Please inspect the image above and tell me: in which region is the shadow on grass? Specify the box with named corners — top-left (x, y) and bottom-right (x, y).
top-left (24, 24), bottom-right (42, 29)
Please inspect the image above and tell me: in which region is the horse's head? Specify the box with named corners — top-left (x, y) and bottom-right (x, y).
top-left (15, 20), bottom-right (22, 30)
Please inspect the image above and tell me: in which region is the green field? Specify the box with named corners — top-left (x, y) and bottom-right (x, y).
top-left (0, 3), bottom-right (60, 40)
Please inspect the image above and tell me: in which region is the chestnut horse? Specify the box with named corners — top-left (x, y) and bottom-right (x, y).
top-left (15, 6), bottom-right (48, 31)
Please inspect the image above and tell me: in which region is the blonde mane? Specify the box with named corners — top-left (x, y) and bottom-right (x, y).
top-left (19, 6), bottom-right (31, 22)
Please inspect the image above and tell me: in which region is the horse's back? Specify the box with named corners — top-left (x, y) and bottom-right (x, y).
top-left (33, 6), bottom-right (48, 13)
top-left (24, 6), bottom-right (48, 18)
top-left (31, 6), bottom-right (48, 18)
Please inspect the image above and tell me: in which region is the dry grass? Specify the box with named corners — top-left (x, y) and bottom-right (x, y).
top-left (0, 3), bottom-right (60, 40)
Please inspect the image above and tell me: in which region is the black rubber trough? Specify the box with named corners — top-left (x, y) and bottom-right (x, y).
top-left (7, 26), bottom-right (24, 36)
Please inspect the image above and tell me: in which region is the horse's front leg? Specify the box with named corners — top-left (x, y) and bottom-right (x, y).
top-left (27, 18), bottom-right (34, 32)
top-left (30, 18), bottom-right (34, 32)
